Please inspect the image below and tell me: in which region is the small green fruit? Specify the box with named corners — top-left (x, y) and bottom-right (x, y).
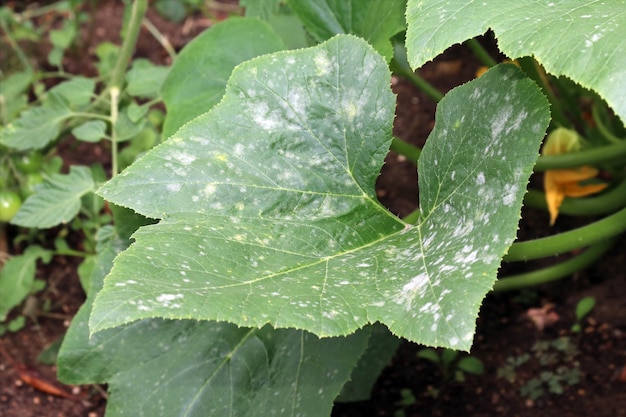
top-left (0, 191), bottom-right (22, 222)
top-left (13, 152), bottom-right (44, 174)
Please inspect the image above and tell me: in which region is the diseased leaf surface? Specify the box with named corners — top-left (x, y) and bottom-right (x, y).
top-left (59, 231), bottom-right (369, 417)
top-left (161, 17), bottom-right (284, 138)
top-left (94, 36), bottom-right (549, 350)
top-left (405, 0), bottom-right (626, 121)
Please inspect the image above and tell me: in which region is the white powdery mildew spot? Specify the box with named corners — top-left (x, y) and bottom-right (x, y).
top-left (171, 150), bottom-right (196, 165)
top-left (585, 32), bottom-right (604, 47)
top-left (490, 105), bottom-right (513, 140)
top-left (314, 51), bottom-right (333, 76)
top-left (475, 172), bottom-right (485, 185)
top-left (398, 273), bottom-right (430, 311)
top-left (156, 293), bottom-right (184, 308)
top-left (506, 110), bottom-right (528, 134)
top-left (233, 143), bottom-right (245, 157)
top-left (454, 245), bottom-right (478, 264)
top-left (166, 183), bottom-right (182, 192)
top-left (204, 184), bottom-right (216, 196)
top-left (502, 184), bottom-right (519, 206)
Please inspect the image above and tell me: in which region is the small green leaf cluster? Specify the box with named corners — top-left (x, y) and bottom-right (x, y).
top-left (571, 296), bottom-right (596, 333)
top-left (0, 1), bottom-right (166, 334)
top-left (497, 336), bottom-right (582, 402)
top-left (417, 347), bottom-right (484, 396)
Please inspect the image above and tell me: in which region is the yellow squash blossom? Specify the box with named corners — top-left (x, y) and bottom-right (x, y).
top-left (542, 128), bottom-right (607, 225)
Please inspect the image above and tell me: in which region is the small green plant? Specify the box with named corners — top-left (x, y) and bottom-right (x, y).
top-left (0, 0), bottom-right (167, 328)
top-left (393, 388), bottom-right (417, 417)
top-left (498, 336), bottom-right (581, 402)
top-left (571, 296), bottom-right (596, 333)
top-left (419, 348), bottom-right (484, 383)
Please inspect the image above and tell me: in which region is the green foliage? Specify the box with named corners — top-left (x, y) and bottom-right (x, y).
top-left (497, 336), bottom-right (582, 401)
top-left (571, 296), bottom-right (596, 333)
top-left (93, 42), bottom-right (548, 349)
top-left (417, 347), bottom-right (483, 388)
top-left (0, 245), bottom-right (52, 320)
top-left (405, 0), bottom-right (626, 122)
top-left (0, 1), bottom-right (624, 416)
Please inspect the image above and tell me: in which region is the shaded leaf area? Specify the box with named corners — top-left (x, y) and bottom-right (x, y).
top-left (58, 222), bottom-right (370, 417)
top-left (0, 77), bottom-right (95, 150)
top-left (10, 165), bottom-right (95, 228)
top-left (287, 0), bottom-right (406, 61)
top-left (94, 35), bottom-right (549, 350)
top-left (161, 17), bottom-right (284, 138)
top-left (405, 0), bottom-right (626, 121)
top-left (0, 245), bottom-right (52, 320)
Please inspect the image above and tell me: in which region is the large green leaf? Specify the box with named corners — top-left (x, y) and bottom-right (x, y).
top-left (161, 17), bottom-right (284, 138)
top-left (94, 36), bottom-right (549, 350)
top-left (59, 228), bottom-right (370, 417)
top-left (11, 165), bottom-right (95, 228)
top-left (405, 0), bottom-right (626, 121)
top-left (287, 0), bottom-right (406, 61)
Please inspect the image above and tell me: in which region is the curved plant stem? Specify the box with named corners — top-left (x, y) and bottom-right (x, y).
top-left (534, 139), bottom-right (626, 170)
top-left (390, 137), bottom-right (421, 162)
top-left (402, 209), bottom-right (420, 224)
top-left (0, 18), bottom-right (32, 73)
top-left (465, 38), bottom-right (497, 67)
top-left (110, 87), bottom-right (120, 177)
top-left (390, 41), bottom-right (443, 102)
top-left (108, 0), bottom-right (148, 177)
top-left (516, 57), bottom-right (571, 129)
top-left (592, 102), bottom-right (624, 144)
top-left (109, 0), bottom-right (147, 91)
top-left (503, 206), bottom-right (626, 262)
top-left (524, 176), bottom-right (626, 216)
top-left (493, 239), bottom-right (613, 292)
top-left (143, 17), bottom-right (177, 61)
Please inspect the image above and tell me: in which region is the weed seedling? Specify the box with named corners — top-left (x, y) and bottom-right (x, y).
top-left (571, 296), bottom-right (596, 333)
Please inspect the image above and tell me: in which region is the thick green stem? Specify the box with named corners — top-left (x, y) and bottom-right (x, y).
top-left (592, 102), bottom-right (624, 144)
top-left (534, 139), bottom-right (626, 170)
top-left (465, 38), bottom-right (497, 67)
top-left (524, 176), bottom-right (626, 216)
top-left (390, 42), bottom-right (443, 102)
top-left (493, 240), bottom-right (613, 292)
top-left (402, 209), bottom-right (420, 224)
top-left (503, 206), bottom-right (626, 262)
top-left (109, 0), bottom-right (147, 91)
top-left (108, 0), bottom-right (147, 177)
top-left (390, 137), bottom-right (421, 163)
top-left (516, 57), bottom-right (571, 128)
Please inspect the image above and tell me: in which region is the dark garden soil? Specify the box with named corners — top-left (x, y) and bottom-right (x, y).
top-left (1, 2), bottom-right (625, 417)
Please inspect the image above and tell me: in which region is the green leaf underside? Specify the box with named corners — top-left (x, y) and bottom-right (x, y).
top-left (59, 235), bottom-right (369, 417)
top-left (287, 0), bottom-right (406, 62)
top-left (94, 36), bottom-right (549, 350)
top-left (11, 166), bottom-right (95, 228)
top-left (405, 0), bottom-right (626, 121)
top-left (161, 17), bottom-right (285, 138)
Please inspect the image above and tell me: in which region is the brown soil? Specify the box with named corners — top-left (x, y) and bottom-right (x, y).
top-left (1, 2), bottom-right (625, 417)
